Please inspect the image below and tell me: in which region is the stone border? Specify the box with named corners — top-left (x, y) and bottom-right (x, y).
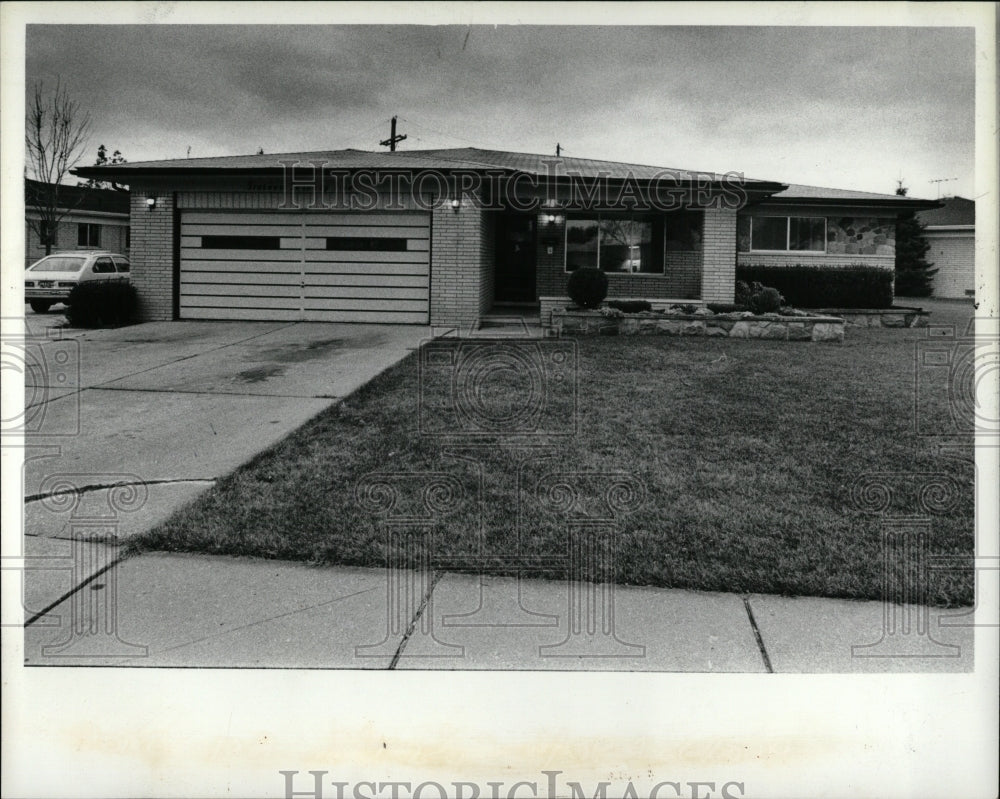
top-left (549, 308), bottom-right (844, 342)
top-left (814, 307), bottom-right (930, 328)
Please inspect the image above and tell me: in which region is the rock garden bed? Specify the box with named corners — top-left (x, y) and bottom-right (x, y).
top-left (549, 305), bottom-right (844, 342)
top-left (816, 307), bottom-right (929, 328)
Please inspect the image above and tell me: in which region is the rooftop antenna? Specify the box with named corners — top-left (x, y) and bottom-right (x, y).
top-left (929, 177), bottom-right (957, 198)
top-left (186, 146), bottom-right (191, 158)
top-left (556, 143), bottom-right (562, 157)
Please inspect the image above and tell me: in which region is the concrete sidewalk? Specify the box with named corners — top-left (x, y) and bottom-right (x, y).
top-left (23, 551), bottom-right (975, 672)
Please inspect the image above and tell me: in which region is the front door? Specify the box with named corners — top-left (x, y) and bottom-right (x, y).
top-left (494, 213), bottom-right (537, 303)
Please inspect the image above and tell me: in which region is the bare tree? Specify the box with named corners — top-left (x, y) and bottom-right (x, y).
top-left (25, 80), bottom-right (92, 255)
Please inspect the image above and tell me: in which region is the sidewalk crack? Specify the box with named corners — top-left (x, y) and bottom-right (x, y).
top-left (743, 595), bottom-right (774, 673)
top-left (388, 570), bottom-right (443, 669)
top-left (25, 477), bottom-right (216, 504)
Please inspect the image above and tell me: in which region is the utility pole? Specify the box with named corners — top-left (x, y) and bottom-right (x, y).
top-left (556, 143), bottom-right (562, 157)
top-left (380, 116), bottom-right (407, 151)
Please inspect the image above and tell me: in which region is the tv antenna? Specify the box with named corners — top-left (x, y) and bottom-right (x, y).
top-left (929, 177), bottom-right (957, 198)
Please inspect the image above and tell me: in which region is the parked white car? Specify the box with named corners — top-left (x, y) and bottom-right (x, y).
top-left (24, 251), bottom-right (130, 313)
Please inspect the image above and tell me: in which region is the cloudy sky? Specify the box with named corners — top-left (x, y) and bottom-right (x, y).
top-left (24, 24), bottom-right (975, 198)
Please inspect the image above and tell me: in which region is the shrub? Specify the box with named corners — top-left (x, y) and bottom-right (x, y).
top-left (736, 264), bottom-right (893, 309)
top-left (748, 287), bottom-right (783, 314)
top-left (607, 299), bottom-right (652, 314)
top-left (669, 303), bottom-right (699, 315)
top-left (65, 280), bottom-right (138, 328)
top-left (566, 267), bottom-right (608, 309)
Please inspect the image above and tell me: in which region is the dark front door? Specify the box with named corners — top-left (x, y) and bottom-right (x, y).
top-left (494, 213), bottom-right (537, 303)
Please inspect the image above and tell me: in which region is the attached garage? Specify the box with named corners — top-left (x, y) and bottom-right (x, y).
top-left (179, 211), bottom-right (430, 322)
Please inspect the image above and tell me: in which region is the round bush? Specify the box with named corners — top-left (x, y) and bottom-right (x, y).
top-left (566, 267), bottom-right (608, 309)
top-left (748, 286), bottom-right (783, 314)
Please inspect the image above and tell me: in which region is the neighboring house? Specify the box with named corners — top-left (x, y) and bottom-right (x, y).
top-left (917, 196), bottom-right (975, 300)
top-left (24, 179), bottom-right (130, 268)
top-left (71, 147), bottom-right (937, 327)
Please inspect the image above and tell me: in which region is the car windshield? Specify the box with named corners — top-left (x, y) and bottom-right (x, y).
top-left (29, 257), bottom-right (87, 273)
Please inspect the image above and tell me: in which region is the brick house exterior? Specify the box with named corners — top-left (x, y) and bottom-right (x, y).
top-left (72, 148), bottom-right (937, 327)
top-left (24, 179), bottom-right (130, 267)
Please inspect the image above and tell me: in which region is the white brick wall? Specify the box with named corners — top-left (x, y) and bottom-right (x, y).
top-left (129, 187), bottom-right (175, 321)
top-left (701, 206), bottom-right (737, 303)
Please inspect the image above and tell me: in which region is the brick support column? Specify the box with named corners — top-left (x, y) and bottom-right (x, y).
top-left (129, 187), bottom-right (175, 321)
top-left (430, 199), bottom-right (486, 327)
top-left (701, 206), bottom-right (737, 303)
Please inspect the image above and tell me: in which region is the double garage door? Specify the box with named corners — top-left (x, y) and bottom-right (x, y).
top-left (180, 211), bottom-right (429, 322)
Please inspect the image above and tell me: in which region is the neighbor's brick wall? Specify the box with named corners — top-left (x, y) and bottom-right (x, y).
top-left (926, 230), bottom-right (975, 299)
top-left (430, 199), bottom-right (486, 327)
top-left (701, 206), bottom-right (737, 303)
top-left (129, 188), bottom-right (175, 321)
top-left (24, 217), bottom-right (128, 267)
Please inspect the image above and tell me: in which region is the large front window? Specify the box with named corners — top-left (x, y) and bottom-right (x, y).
top-left (748, 216), bottom-right (826, 252)
top-left (565, 214), bottom-right (670, 273)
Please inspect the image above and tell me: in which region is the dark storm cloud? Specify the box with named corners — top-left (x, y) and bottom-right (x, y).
top-left (25, 25), bottom-right (974, 196)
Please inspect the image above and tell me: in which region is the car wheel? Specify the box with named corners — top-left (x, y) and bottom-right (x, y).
top-left (29, 301), bottom-right (52, 314)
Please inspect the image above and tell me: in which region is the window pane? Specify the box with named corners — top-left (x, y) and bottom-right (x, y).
top-left (326, 237), bottom-right (407, 251)
top-left (565, 219), bottom-right (599, 272)
top-left (789, 217), bottom-right (825, 251)
top-left (201, 235), bottom-right (281, 249)
top-left (93, 258), bottom-right (115, 274)
top-left (599, 218), bottom-right (655, 273)
top-left (664, 212), bottom-right (703, 251)
top-left (750, 217), bottom-right (787, 250)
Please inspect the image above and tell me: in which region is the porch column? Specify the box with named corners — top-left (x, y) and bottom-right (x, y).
top-left (700, 206), bottom-right (738, 303)
top-left (430, 198), bottom-right (487, 329)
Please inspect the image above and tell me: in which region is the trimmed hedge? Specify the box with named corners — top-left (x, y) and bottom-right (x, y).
top-left (736, 264), bottom-right (893, 309)
top-left (66, 280), bottom-right (138, 328)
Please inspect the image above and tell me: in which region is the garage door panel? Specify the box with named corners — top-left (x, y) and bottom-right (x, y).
top-left (302, 298), bottom-right (427, 312)
top-left (184, 307), bottom-right (303, 321)
top-left (304, 273), bottom-right (428, 288)
top-left (304, 262), bottom-right (429, 277)
top-left (303, 286), bottom-right (428, 301)
top-left (183, 295), bottom-right (301, 310)
top-left (302, 213), bottom-right (426, 227)
top-left (180, 210), bottom-right (429, 323)
top-left (182, 284), bottom-right (302, 298)
top-left (301, 309), bottom-right (428, 324)
top-left (182, 271), bottom-right (301, 286)
top-left (303, 248), bottom-right (428, 262)
top-left (182, 224), bottom-right (304, 236)
top-left (181, 247), bottom-right (302, 262)
top-left (302, 225), bottom-right (428, 238)
top-left (184, 212), bottom-right (303, 226)
top-left (181, 260), bottom-right (302, 273)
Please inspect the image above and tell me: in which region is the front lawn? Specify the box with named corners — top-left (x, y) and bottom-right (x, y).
top-left (129, 299), bottom-right (975, 606)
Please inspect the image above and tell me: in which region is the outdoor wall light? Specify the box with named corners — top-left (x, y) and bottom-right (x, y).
top-left (146, 197), bottom-right (157, 211)
top-left (450, 198), bottom-right (461, 211)
top-left (545, 214), bottom-right (558, 224)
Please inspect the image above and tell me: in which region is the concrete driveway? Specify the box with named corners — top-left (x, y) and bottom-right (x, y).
top-left (18, 318), bottom-right (430, 616)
